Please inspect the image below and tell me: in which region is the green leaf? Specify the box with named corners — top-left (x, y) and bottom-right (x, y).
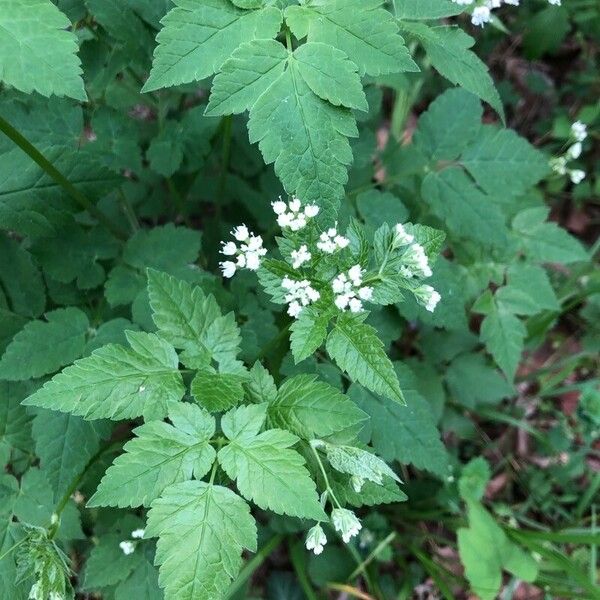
top-left (325, 444), bottom-right (400, 485)
top-left (245, 362), bottom-right (278, 404)
top-left (268, 374), bottom-right (367, 441)
top-left (145, 481), bottom-right (257, 600)
top-left (496, 264), bottom-right (560, 315)
top-left (401, 23), bottom-right (503, 120)
top-left (285, 0), bottom-right (418, 76)
top-left (89, 404), bottom-right (215, 508)
top-left (0, 307), bottom-right (89, 381)
top-left (422, 168), bottom-right (507, 248)
top-left (219, 405), bottom-right (326, 520)
top-left (190, 370), bottom-right (246, 412)
top-left (458, 457), bottom-right (491, 502)
top-left (115, 553), bottom-right (162, 600)
top-left (33, 410), bottom-right (111, 502)
top-left (23, 331), bottom-right (185, 421)
top-left (243, 41), bottom-right (358, 216)
top-left (293, 42), bottom-right (367, 111)
top-left (512, 207), bottom-right (588, 264)
top-left (0, 0), bottom-right (86, 100)
top-left (356, 190), bottom-right (408, 231)
top-left (347, 365), bottom-right (448, 477)
top-left (143, 0), bottom-right (282, 91)
top-left (446, 353), bottom-right (514, 409)
top-left (0, 234), bottom-right (45, 318)
top-left (458, 502), bottom-right (538, 600)
top-left (147, 270), bottom-right (241, 369)
top-left (395, 0), bottom-right (463, 19)
top-left (480, 303), bottom-right (526, 381)
top-left (289, 306), bottom-right (331, 364)
top-left (461, 126), bottom-right (550, 198)
top-left (414, 88), bottom-right (482, 161)
top-left (0, 382), bottom-right (33, 459)
top-left (326, 312), bottom-right (404, 405)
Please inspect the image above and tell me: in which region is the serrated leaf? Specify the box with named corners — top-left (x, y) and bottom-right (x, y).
top-left (347, 364), bottom-right (448, 477)
top-left (268, 374), bottom-right (367, 441)
top-left (190, 370), bottom-right (246, 412)
top-left (0, 307), bottom-right (89, 381)
top-left (480, 303), bottom-right (526, 381)
top-left (458, 502), bottom-right (538, 600)
top-left (244, 41), bottom-right (358, 216)
top-left (401, 23), bottom-right (503, 120)
top-left (219, 406), bottom-right (326, 520)
top-left (395, 0), bottom-right (463, 19)
top-left (145, 481), bottom-right (257, 600)
top-left (245, 362), bottom-right (278, 404)
top-left (115, 554), bottom-right (162, 600)
top-left (23, 331), bottom-right (185, 421)
top-left (221, 402), bottom-right (267, 440)
top-left (461, 126), bottom-right (550, 197)
top-left (0, 382), bottom-right (33, 458)
top-left (293, 42), bottom-right (367, 111)
top-left (325, 444), bottom-right (399, 485)
top-left (0, 0), bottom-right (86, 100)
top-left (143, 0), bottom-right (282, 91)
top-left (33, 410), bottom-right (111, 502)
top-left (326, 312), bottom-right (404, 405)
top-left (289, 306), bottom-right (331, 363)
top-left (422, 168), bottom-right (507, 248)
top-left (285, 0), bottom-right (418, 76)
top-left (512, 207), bottom-right (588, 264)
top-left (496, 264), bottom-right (559, 315)
top-left (89, 403), bottom-right (215, 508)
top-left (414, 88), bottom-right (482, 161)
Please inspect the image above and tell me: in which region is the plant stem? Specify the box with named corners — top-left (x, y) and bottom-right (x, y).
top-left (0, 113), bottom-right (127, 241)
top-left (289, 541), bottom-right (319, 600)
top-left (225, 534), bottom-right (283, 599)
top-left (118, 188), bottom-right (140, 232)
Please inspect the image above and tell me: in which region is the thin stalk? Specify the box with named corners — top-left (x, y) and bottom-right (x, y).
top-left (0, 113), bottom-right (127, 241)
top-left (349, 531), bottom-right (396, 580)
top-left (118, 188), bottom-right (140, 232)
top-left (288, 541), bottom-right (319, 600)
top-left (225, 534), bottom-right (283, 599)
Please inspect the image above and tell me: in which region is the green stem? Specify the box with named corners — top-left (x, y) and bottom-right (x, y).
top-left (118, 188), bottom-right (140, 232)
top-left (349, 532), bottom-right (396, 580)
top-left (309, 443), bottom-right (342, 509)
top-left (0, 113), bottom-right (127, 241)
top-left (217, 115), bottom-right (233, 208)
top-left (224, 534), bottom-right (284, 599)
top-left (289, 541), bottom-right (319, 600)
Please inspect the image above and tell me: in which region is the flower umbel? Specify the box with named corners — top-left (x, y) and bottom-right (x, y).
top-left (305, 524), bottom-right (327, 555)
top-left (119, 540), bottom-right (135, 555)
top-left (402, 242), bottom-right (432, 278)
top-left (273, 197), bottom-right (319, 231)
top-left (219, 225), bottom-right (267, 278)
top-left (316, 224), bottom-right (350, 253)
top-left (416, 284), bottom-right (442, 313)
top-left (331, 508), bottom-right (362, 543)
top-left (291, 244), bottom-right (311, 269)
top-left (332, 265), bottom-right (373, 313)
top-left (282, 277), bottom-right (320, 318)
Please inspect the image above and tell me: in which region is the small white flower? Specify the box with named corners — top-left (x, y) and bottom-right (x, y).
top-left (451, 0), bottom-right (474, 4)
top-left (119, 540), bottom-right (135, 555)
top-left (335, 293), bottom-right (351, 311)
top-left (331, 508), bottom-right (362, 543)
top-left (351, 475), bottom-right (365, 493)
top-left (131, 529), bottom-right (145, 539)
top-left (304, 204), bottom-right (320, 218)
top-left (288, 301), bottom-right (302, 318)
top-left (403, 243), bottom-right (432, 278)
top-left (332, 273), bottom-right (347, 294)
top-left (291, 244), bottom-right (311, 269)
top-left (277, 212), bottom-right (294, 228)
top-left (272, 200), bottom-right (287, 214)
top-left (571, 121), bottom-right (587, 142)
top-left (570, 169), bottom-right (586, 185)
top-left (394, 223), bottom-right (414, 246)
top-left (289, 197), bottom-right (301, 213)
top-left (232, 224), bottom-right (249, 242)
top-left (236, 254), bottom-right (246, 268)
top-left (417, 285), bottom-right (441, 313)
top-left (220, 261), bottom-right (236, 278)
top-left (316, 225), bottom-right (349, 253)
top-left (471, 5), bottom-right (491, 26)
top-left (550, 156), bottom-right (568, 175)
top-left (567, 142), bottom-right (582, 160)
top-left (305, 524), bottom-right (327, 555)
top-left (348, 264), bottom-right (363, 286)
top-left (221, 241), bottom-right (237, 256)
top-left (358, 286), bottom-right (373, 301)
top-left (349, 297), bottom-right (363, 313)
top-left (245, 252), bottom-right (261, 270)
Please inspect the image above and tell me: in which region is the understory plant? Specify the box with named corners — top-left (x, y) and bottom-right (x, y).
top-left (0, 0), bottom-right (598, 599)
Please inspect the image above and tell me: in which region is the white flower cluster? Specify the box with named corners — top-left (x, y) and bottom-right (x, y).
top-left (219, 225), bottom-right (267, 278)
top-left (394, 223), bottom-right (414, 246)
top-left (316, 224), bottom-right (350, 253)
top-left (272, 197), bottom-right (319, 231)
top-left (332, 265), bottom-right (373, 313)
top-left (291, 244), bottom-right (311, 268)
top-left (305, 509), bottom-right (363, 555)
top-left (416, 284), bottom-right (442, 313)
top-left (401, 241), bottom-right (432, 278)
top-left (550, 121), bottom-right (588, 185)
top-left (282, 276), bottom-right (320, 318)
top-left (119, 528), bottom-right (145, 555)
top-left (452, 0), bottom-right (561, 27)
